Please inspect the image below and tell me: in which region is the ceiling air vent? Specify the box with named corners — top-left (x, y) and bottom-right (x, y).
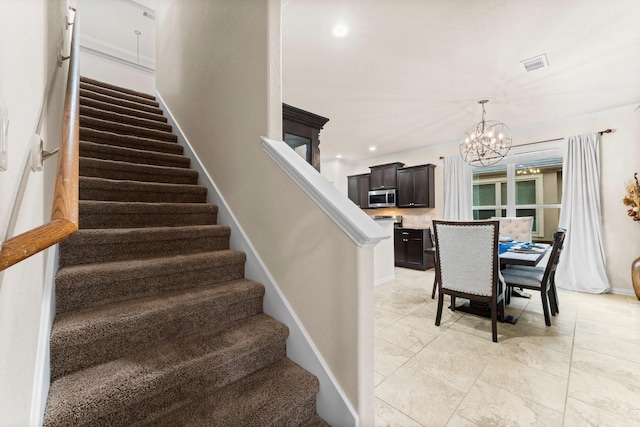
top-left (142, 11), bottom-right (155, 20)
top-left (521, 54), bottom-right (549, 72)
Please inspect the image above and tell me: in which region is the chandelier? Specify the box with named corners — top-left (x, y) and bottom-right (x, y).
top-left (459, 99), bottom-right (512, 167)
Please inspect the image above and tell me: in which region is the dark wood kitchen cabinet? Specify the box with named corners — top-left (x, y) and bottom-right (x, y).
top-left (397, 164), bottom-right (436, 208)
top-left (369, 162), bottom-right (404, 190)
top-left (394, 228), bottom-right (434, 270)
top-left (347, 173), bottom-right (370, 208)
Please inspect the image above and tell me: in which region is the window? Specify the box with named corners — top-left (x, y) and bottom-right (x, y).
top-left (473, 157), bottom-right (563, 241)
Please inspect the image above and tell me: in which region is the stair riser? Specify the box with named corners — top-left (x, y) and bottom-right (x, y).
top-left (56, 252), bottom-right (246, 313)
top-left (79, 88), bottom-right (162, 114)
top-left (79, 207), bottom-right (217, 229)
top-left (80, 128), bottom-right (183, 155)
top-left (59, 228), bottom-right (230, 267)
top-left (80, 83), bottom-right (159, 108)
top-left (80, 141), bottom-right (189, 168)
top-left (52, 294), bottom-right (265, 380)
top-left (80, 116), bottom-right (177, 143)
top-left (80, 97), bottom-right (167, 123)
top-left (81, 106), bottom-right (172, 132)
top-left (79, 161), bottom-right (199, 185)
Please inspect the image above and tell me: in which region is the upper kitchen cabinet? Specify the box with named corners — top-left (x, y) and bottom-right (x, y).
top-left (369, 162), bottom-right (404, 190)
top-left (282, 103), bottom-right (329, 172)
top-left (397, 164), bottom-right (436, 208)
top-left (347, 173), bottom-right (370, 208)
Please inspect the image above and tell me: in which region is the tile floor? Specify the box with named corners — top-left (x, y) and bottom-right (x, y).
top-left (374, 267), bottom-right (640, 427)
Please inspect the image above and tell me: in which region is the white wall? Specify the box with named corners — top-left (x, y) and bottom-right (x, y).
top-left (0, 0), bottom-right (68, 424)
top-left (79, 50), bottom-right (155, 94)
top-left (155, 0), bottom-right (373, 424)
top-left (326, 106), bottom-right (640, 294)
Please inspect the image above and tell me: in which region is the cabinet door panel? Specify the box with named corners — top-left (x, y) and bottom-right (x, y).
top-left (396, 169), bottom-right (413, 207)
top-left (411, 167), bottom-right (429, 207)
top-left (406, 237), bottom-right (424, 267)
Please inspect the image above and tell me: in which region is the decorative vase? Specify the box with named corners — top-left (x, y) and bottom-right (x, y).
top-left (633, 256), bottom-right (640, 300)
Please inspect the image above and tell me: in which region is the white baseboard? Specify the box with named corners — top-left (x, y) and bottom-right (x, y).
top-left (374, 274), bottom-right (396, 286)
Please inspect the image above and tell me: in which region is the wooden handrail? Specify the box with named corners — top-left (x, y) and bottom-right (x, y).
top-left (0, 11), bottom-right (79, 271)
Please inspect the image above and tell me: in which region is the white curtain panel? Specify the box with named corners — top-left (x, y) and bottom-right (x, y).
top-left (443, 155), bottom-right (473, 220)
top-left (556, 133), bottom-right (610, 293)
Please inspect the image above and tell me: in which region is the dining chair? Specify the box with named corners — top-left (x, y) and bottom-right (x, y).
top-left (492, 216), bottom-right (534, 242)
top-left (501, 229), bottom-right (566, 326)
top-left (433, 220), bottom-right (505, 342)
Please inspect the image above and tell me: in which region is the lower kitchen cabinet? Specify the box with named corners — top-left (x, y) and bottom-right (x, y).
top-left (394, 228), bottom-right (434, 270)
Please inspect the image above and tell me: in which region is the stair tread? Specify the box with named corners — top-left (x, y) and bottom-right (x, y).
top-left (80, 104), bottom-right (172, 132)
top-left (79, 200), bottom-right (217, 214)
top-left (80, 176), bottom-right (207, 193)
top-left (79, 88), bottom-right (163, 114)
top-left (80, 76), bottom-right (156, 100)
top-left (80, 128), bottom-right (184, 154)
top-left (154, 358), bottom-right (320, 427)
top-left (79, 157), bottom-right (199, 181)
top-left (55, 249), bottom-right (247, 313)
top-left (80, 116), bottom-right (177, 142)
top-left (79, 79), bottom-right (159, 107)
top-left (45, 314), bottom-right (289, 426)
top-left (79, 140), bottom-right (189, 168)
top-left (80, 95), bottom-right (167, 123)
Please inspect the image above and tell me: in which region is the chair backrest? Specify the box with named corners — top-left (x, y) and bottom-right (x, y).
top-left (492, 216), bottom-right (533, 242)
top-left (544, 228), bottom-right (566, 283)
top-left (433, 220), bottom-right (500, 297)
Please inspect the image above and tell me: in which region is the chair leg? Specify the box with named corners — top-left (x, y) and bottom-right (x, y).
top-left (435, 291), bottom-right (444, 326)
top-left (431, 276), bottom-right (437, 299)
top-left (505, 285), bottom-right (511, 305)
top-left (491, 302), bottom-right (498, 343)
top-left (541, 290), bottom-right (552, 326)
top-left (550, 276), bottom-right (560, 314)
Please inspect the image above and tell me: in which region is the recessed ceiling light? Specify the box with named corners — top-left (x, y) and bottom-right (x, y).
top-left (369, 146), bottom-right (376, 152)
top-left (333, 24), bottom-right (349, 37)
top-left (336, 154), bottom-right (342, 158)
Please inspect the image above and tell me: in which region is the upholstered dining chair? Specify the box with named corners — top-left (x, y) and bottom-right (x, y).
top-left (432, 220), bottom-right (505, 342)
top-left (501, 229), bottom-right (566, 326)
top-left (492, 216), bottom-right (534, 242)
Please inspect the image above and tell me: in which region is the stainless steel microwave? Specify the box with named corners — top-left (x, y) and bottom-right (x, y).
top-left (368, 189), bottom-right (396, 208)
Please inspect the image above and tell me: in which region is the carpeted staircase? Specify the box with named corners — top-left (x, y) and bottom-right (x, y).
top-left (43, 77), bottom-right (329, 426)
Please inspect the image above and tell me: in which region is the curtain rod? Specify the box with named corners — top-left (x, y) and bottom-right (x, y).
top-left (439, 128), bottom-right (613, 159)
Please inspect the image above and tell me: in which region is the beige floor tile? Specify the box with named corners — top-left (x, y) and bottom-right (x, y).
top-left (375, 399), bottom-right (423, 427)
top-left (564, 397), bottom-right (640, 427)
top-left (428, 328), bottom-right (501, 365)
top-left (444, 414), bottom-right (481, 427)
top-left (571, 347), bottom-right (640, 387)
top-left (504, 323), bottom-right (574, 354)
top-left (574, 329), bottom-right (640, 364)
top-left (455, 381), bottom-right (563, 427)
top-left (374, 338), bottom-right (416, 377)
top-left (568, 368), bottom-right (640, 417)
top-left (375, 306), bottom-right (405, 331)
top-left (476, 357), bottom-right (567, 412)
top-left (575, 316), bottom-right (640, 345)
top-left (376, 322), bottom-right (438, 353)
top-left (403, 345), bottom-right (487, 393)
top-left (376, 364), bottom-right (467, 427)
top-left (496, 338), bottom-right (571, 378)
top-left (374, 371), bottom-right (386, 387)
top-left (448, 310), bottom-right (511, 342)
top-left (397, 303), bottom-right (462, 333)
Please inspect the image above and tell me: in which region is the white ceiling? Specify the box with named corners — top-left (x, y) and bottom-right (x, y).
top-left (282, 0), bottom-right (640, 161)
top-left (81, 0), bottom-right (640, 163)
